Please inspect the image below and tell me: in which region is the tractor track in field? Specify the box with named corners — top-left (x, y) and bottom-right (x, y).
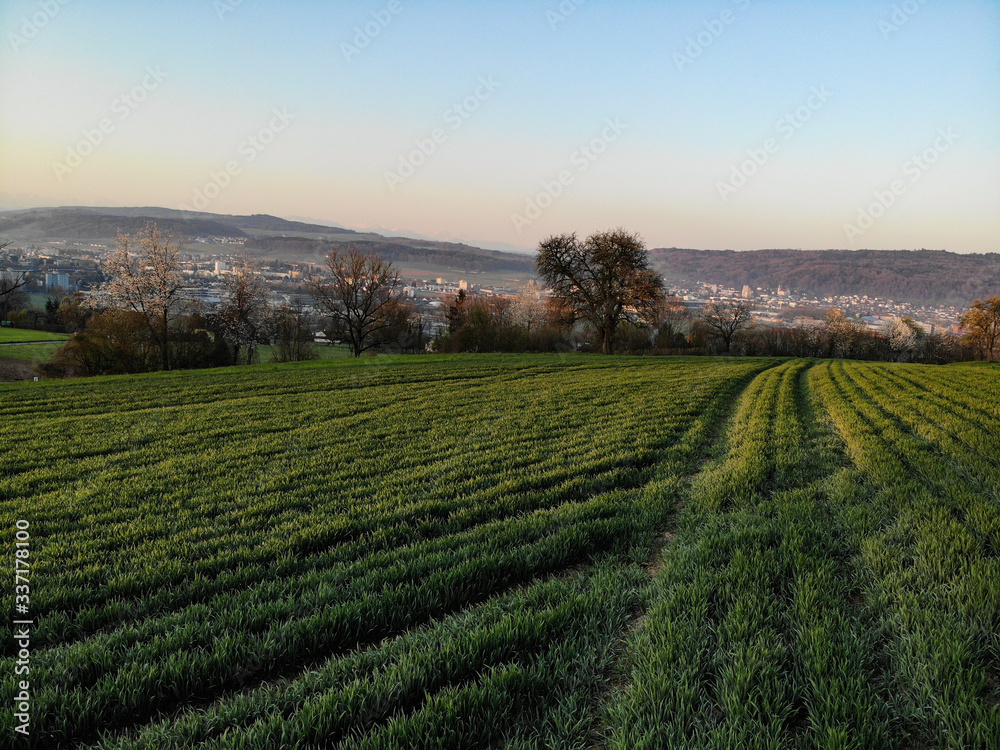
top-left (597, 360), bottom-right (907, 748)
top-left (625, 360), bottom-right (779, 612)
top-left (586, 359), bottom-right (784, 749)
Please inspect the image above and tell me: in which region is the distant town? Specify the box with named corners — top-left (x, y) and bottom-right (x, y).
top-left (2, 237), bottom-right (968, 340)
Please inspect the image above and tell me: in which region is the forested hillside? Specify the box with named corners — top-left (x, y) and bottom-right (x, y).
top-left (243, 237), bottom-right (536, 273)
top-left (651, 248), bottom-right (1000, 305)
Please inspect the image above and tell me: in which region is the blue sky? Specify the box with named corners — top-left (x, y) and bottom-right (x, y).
top-left (1, 0), bottom-right (997, 253)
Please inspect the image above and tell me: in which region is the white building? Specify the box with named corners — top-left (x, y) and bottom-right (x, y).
top-left (45, 272), bottom-right (70, 290)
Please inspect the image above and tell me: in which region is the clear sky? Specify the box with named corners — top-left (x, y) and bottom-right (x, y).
top-left (1, 0), bottom-right (997, 253)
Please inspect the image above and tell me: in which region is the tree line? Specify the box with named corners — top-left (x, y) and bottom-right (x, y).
top-left (3, 224), bottom-right (998, 378)
top-left (436, 229), bottom-right (997, 363)
top-left (29, 223), bottom-right (425, 376)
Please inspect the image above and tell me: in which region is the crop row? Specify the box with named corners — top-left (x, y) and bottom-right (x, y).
top-left (91, 562), bottom-right (645, 749)
top-left (810, 360), bottom-right (999, 748)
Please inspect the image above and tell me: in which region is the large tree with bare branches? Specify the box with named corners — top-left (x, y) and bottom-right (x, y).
top-left (102, 222), bottom-right (186, 370)
top-left (308, 246), bottom-right (408, 357)
top-left (535, 228), bottom-right (665, 354)
top-left (701, 299), bottom-right (754, 352)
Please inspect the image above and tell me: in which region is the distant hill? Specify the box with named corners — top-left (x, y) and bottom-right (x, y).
top-left (244, 236), bottom-right (535, 274)
top-left (0, 206), bottom-right (369, 240)
top-left (0, 208), bottom-right (248, 241)
top-left (651, 248), bottom-right (1000, 307)
top-left (0, 206), bottom-right (533, 275)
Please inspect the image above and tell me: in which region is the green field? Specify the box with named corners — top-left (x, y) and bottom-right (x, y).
top-left (0, 328), bottom-right (70, 343)
top-left (0, 342), bottom-right (64, 362)
top-left (256, 342), bottom-right (352, 362)
top-left (1, 355), bottom-right (997, 748)
top-left (0, 340), bottom-right (349, 367)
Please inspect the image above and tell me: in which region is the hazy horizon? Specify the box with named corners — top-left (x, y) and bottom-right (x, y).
top-left (2, 0), bottom-right (998, 254)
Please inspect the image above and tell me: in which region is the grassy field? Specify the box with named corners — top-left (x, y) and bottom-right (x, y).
top-left (0, 340), bottom-right (349, 367)
top-left (0, 355), bottom-right (996, 748)
top-left (0, 342), bottom-right (64, 362)
top-left (256, 342), bottom-right (352, 362)
top-left (0, 328), bottom-right (70, 343)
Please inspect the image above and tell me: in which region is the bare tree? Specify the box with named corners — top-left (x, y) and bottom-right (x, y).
top-left (653, 293), bottom-right (689, 349)
top-left (484, 296), bottom-right (514, 327)
top-left (271, 300), bottom-right (318, 362)
top-left (382, 301), bottom-right (425, 353)
top-left (307, 247), bottom-right (405, 357)
top-left (102, 223), bottom-right (185, 370)
top-left (219, 256), bottom-right (271, 365)
top-left (0, 240), bottom-right (30, 320)
top-left (535, 228), bottom-right (666, 354)
top-left (701, 299), bottom-right (753, 352)
top-left (960, 296), bottom-right (1000, 362)
top-left (0, 273), bottom-right (29, 320)
top-left (444, 289), bottom-right (469, 333)
top-left (58, 291), bottom-right (93, 332)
